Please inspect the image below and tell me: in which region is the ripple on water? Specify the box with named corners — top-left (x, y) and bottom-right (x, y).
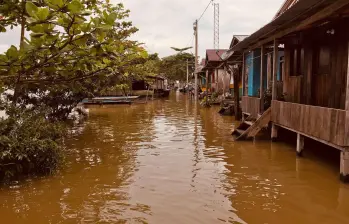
top-left (0, 94), bottom-right (349, 223)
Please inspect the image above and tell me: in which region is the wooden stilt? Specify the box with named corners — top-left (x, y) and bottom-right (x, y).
top-left (340, 151), bottom-right (349, 183)
top-left (341, 42), bottom-right (349, 183)
top-left (271, 39), bottom-right (279, 142)
top-left (345, 41), bottom-right (349, 146)
top-left (206, 70), bottom-right (209, 104)
top-left (296, 133), bottom-right (304, 157)
top-left (271, 123), bottom-right (278, 142)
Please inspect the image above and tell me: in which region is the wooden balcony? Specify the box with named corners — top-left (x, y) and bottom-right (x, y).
top-left (241, 96), bottom-right (261, 118)
top-left (271, 100), bottom-right (349, 147)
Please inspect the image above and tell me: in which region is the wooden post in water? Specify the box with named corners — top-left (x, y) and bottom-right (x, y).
top-left (206, 69), bottom-right (209, 104)
top-left (340, 151), bottom-right (349, 183)
top-left (271, 39), bottom-right (279, 141)
top-left (296, 133), bottom-right (304, 157)
top-left (146, 85), bottom-right (150, 102)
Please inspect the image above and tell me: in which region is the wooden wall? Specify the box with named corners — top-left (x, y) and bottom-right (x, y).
top-left (217, 69), bottom-right (230, 94)
top-left (271, 100), bottom-right (347, 147)
top-left (282, 19), bottom-right (349, 109)
top-left (241, 96), bottom-right (261, 118)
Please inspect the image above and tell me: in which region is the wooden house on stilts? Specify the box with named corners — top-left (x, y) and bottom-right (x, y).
top-left (202, 49), bottom-right (229, 94)
top-left (228, 0), bottom-right (349, 182)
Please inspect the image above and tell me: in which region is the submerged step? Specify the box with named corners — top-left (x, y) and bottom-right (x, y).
top-left (244, 121), bottom-right (254, 126)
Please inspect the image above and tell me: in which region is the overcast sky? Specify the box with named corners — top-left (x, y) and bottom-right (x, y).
top-left (119, 0), bottom-right (284, 59)
top-left (0, 0), bottom-right (284, 59)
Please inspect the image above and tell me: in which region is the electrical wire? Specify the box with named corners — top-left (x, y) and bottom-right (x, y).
top-left (185, 34), bottom-right (194, 49)
top-left (198, 0), bottom-right (214, 22)
top-left (189, 35), bottom-right (195, 55)
top-left (182, 0), bottom-right (213, 59)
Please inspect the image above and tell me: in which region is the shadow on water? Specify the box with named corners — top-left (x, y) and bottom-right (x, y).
top-left (0, 92), bottom-right (348, 224)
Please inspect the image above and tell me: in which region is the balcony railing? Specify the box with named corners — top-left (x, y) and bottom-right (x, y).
top-left (271, 100), bottom-right (348, 147)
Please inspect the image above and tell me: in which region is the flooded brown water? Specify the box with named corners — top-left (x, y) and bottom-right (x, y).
top-left (1, 92), bottom-right (349, 224)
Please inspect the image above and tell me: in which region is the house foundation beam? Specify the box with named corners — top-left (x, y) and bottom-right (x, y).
top-left (340, 151), bottom-right (349, 183)
top-left (296, 133), bottom-right (304, 157)
top-left (271, 123), bottom-right (278, 141)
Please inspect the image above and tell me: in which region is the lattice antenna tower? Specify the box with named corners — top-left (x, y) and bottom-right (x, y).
top-left (213, 3), bottom-right (219, 49)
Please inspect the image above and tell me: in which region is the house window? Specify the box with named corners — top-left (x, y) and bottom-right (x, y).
top-left (290, 46), bottom-right (304, 76)
top-left (314, 45), bottom-right (331, 75)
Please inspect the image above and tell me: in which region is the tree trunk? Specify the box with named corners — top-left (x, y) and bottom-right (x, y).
top-left (20, 0), bottom-right (26, 49)
top-left (13, 0), bottom-right (26, 104)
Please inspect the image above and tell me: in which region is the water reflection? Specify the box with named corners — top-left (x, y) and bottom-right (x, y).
top-left (0, 92), bottom-right (348, 224)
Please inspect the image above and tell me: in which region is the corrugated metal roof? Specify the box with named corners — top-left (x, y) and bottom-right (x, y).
top-left (231, 0), bottom-right (338, 52)
top-left (206, 49), bottom-right (228, 62)
top-left (273, 0), bottom-right (299, 20)
top-left (222, 35), bottom-right (249, 61)
top-left (234, 35), bottom-right (249, 42)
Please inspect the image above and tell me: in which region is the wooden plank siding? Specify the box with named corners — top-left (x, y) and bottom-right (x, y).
top-left (282, 19), bottom-right (349, 110)
top-left (346, 40), bottom-right (349, 147)
top-left (282, 46), bottom-right (303, 103)
top-left (271, 100), bottom-right (348, 147)
top-left (241, 96), bottom-right (261, 118)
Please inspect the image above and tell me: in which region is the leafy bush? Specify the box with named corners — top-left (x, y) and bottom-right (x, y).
top-left (211, 92), bottom-right (219, 99)
top-left (200, 96), bottom-right (212, 107)
top-left (0, 109), bottom-right (65, 181)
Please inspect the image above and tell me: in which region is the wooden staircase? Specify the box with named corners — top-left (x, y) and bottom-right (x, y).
top-left (232, 107), bottom-right (271, 141)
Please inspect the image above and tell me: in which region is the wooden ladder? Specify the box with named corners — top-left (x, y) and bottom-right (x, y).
top-left (232, 107), bottom-right (271, 141)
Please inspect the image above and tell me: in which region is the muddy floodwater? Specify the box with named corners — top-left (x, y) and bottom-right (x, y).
top-left (1, 93), bottom-right (349, 224)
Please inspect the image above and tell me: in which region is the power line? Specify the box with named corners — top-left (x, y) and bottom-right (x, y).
top-left (198, 0), bottom-right (214, 22)
top-left (182, 0), bottom-right (213, 53)
top-left (185, 34), bottom-right (194, 49)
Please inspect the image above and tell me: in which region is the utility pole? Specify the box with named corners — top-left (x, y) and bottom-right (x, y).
top-left (194, 20), bottom-right (198, 100)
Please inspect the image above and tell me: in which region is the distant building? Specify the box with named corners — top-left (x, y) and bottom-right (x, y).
top-left (203, 49), bottom-right (228, 94)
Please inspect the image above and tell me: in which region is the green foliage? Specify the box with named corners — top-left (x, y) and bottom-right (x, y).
top-left (259, 84), bottom-right (286, 110)
top-left (159, 52), bottom-right (195, 81)
top-left (0, 108), bottom-right (65, 181)
top-left (0, 0), bottom-right (147, 119)
top-left (200, 96), bottom-right (212, 108)
top-left (0, 0), bottom-right (153, 180)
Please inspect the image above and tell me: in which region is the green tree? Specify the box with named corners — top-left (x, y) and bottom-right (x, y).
top-left (0, 0), bottom-right (148, 119)
top-left (0, 0), bottom-right (151, 180)
top-left (159, 52), bottom-right (195, 81)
